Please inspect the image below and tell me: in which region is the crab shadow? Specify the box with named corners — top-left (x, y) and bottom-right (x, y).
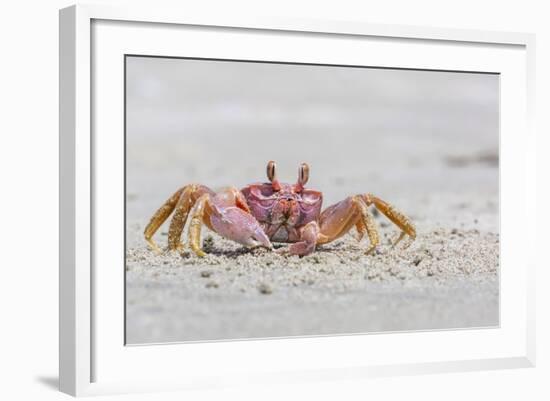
top-left (191, 243), bottom-right (345, 260)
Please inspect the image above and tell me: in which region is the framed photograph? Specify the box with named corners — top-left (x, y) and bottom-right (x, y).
top-left (59, 4), bottom-right (536, 396)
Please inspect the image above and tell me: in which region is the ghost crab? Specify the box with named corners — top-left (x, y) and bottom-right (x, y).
top-left (144, 161), bottom-right (416, 257)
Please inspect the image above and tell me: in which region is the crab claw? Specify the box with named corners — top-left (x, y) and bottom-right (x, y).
top-left (210, 207), bottom-right (272, 250)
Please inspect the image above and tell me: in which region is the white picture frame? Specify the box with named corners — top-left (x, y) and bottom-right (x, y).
top-left (59, 4), bottom-right (536, 397)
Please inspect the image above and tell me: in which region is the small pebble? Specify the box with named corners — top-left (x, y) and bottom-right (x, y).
top-left (205, 281), bottom-right (218, 289)
top-left (200, 270), bottom-right (212, 278)
top-left (258, 283), bottom-right (273, 294)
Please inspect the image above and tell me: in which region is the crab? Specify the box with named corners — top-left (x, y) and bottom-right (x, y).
top-left (144, 161), bottom-right (416, 257)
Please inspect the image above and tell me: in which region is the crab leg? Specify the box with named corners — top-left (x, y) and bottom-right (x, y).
top-left (317, 194), bottom-right (415, 253)
top-left (355, 219), bottom-right (367, 242)
top-left (167, 185), bottom-right (213, 251)
top-left (361, 194), bottom-right (416, 247)
top-left (354, 196), bottom-right (380, 254)
top-left (143, 187), bottom-right (184, 253)
top-left (143, 184), bottom-right (212, 253)
top-left (188, 194), bottom-right (210, 257)
top-left (316, 195), bottom-right (380, 254)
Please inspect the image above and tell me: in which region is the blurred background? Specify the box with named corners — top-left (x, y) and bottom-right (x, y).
top-left (126, 56), bottom-right (499, 246)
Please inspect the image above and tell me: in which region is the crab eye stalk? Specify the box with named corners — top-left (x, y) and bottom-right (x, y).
top-left (266, 160), bottom-right (281, 191)
top-left (299, 163), bottom-right (309, 185)
top-left (295, 162), bottom-right (309, 192)
top-left (267, 160), bottom-right (276, 182)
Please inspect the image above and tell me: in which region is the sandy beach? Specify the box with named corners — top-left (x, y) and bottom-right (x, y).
top-left (125, 56), bottom-right (499, 344)
top-left (126, 218), bottom-right (498, 343)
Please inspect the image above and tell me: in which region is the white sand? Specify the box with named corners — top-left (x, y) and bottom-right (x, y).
top-left (126, 200), bottom-right (499, 343)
